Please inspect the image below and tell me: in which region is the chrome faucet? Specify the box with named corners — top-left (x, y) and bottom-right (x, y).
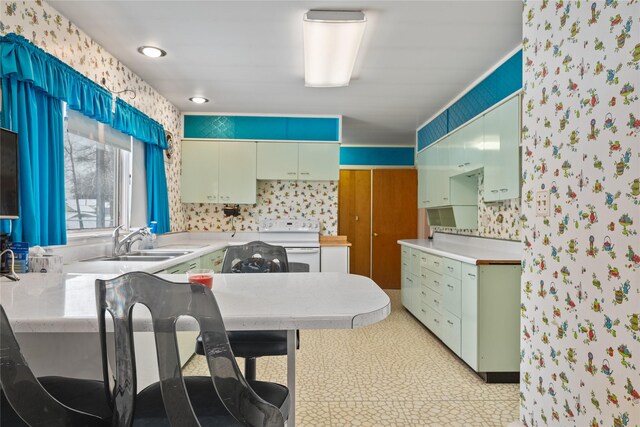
top-left (112, 225), bottom-right (151, 256)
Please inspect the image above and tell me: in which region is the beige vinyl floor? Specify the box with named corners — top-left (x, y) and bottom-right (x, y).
top-left (183, 290), bottom-right (520, 426)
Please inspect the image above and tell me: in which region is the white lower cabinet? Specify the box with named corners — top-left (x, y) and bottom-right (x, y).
top-left (320, 246), bottom-right (349, 273)
top-left (400, 244), bottom-right (520, 375)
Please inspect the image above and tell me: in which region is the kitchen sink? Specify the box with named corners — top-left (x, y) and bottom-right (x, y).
top-left (83, 255), bottom-right (174, 262)
top-left (131, 251), bottom-right (193, 257)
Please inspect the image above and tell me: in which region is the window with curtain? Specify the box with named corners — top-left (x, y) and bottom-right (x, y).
top-left (63, 106), bottom-right (132, 230)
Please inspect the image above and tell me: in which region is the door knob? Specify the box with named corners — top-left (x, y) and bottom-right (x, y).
top-left (355, 215), bottom-right (359, 221)
top-left (373, 232), bottom-right (379, 237)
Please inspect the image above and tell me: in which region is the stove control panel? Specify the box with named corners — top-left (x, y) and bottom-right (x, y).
top-left (259, 218), bottom-right (320, 232)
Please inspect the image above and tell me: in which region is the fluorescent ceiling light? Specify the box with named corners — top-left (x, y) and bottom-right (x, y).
top-left (137, 46), bottom-right (166, 58)
top-left (303, 10), bottom-right (366, 88)
top-left (189, 96), bottom-right (209, 104)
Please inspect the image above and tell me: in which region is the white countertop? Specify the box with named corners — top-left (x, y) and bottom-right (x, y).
top-left (63, 241), bottom-right (230, 274)
top-left (0, 272), bottom-right (390, 333)
top-left (398, 233), bottom-right (521, 265)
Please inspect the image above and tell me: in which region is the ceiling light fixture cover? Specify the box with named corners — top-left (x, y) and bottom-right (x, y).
top-left (303, 10), bottom-right (366, 88)
top-left (137, 46), bottom-right (167, 58)
top-left (189, 97), bottom-right (209, 104)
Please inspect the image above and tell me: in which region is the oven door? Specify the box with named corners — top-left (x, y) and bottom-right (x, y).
top-left (284, 247), bottom-right (320, 272)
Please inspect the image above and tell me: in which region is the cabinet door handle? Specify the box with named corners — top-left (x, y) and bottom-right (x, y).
top-left (421, 274), bottom-right (426, 278)
top-left (300, 172), bottom-right (310, 175)
top-left (443, 197), bottom-right (448, 200)
top-left (467, 273), bottom-right (476, 278)
top-left (421, 309), bottom-right (427, 314)
top-left (433, 261), bottom-right (440, 265)
top-left (426, 200), bottom-right (431, 203)
top-left (433, 281), bottom-right (439, 285)
top-left (421, 291), bottom-right (426, 296)
top-left (447, 320), bottom-right (454, 325)
top-left (287, 172), bottom-right (297, 175)
top-left (491, 189), bottom-right (499, 193)
top-left (500, 188), bottom-right (508, 192)
top-left (464, 162), bottom-right (470, 166)
top-left (433, 299), bottom-right (439, 304)
top-left (447, 266), bottom-right (454, 271)
top-left (447, 284), bottom-right (454, 289)
top-left (433, 318), bottom-right (440, 324)
top-left (458, 164), bottom-right (464, 168)
top-left (406, 278), bottom-right (413, 283)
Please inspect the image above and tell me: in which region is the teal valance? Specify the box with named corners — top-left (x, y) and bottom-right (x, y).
top-left (0, 33), bottom-right (112, 124)
top-left (112, 98), bottom-right (167, 149)
top-left (1, 33), bottom-right (167, 149)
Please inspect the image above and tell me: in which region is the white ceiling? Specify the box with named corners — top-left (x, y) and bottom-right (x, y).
top-left (49, 1), bottom-right (522, 146)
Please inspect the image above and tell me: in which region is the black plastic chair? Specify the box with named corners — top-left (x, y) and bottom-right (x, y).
top-left (195, 241), bottom-right (297, 381)
top-left (0, 305), bottom-right (112, 427)
top-left (96, 271), bottom-right (289, 427)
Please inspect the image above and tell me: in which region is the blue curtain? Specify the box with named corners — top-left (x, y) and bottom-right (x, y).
top-left (144, 144), bottom-right (171, 233)
top-left (1, 78), bottom-right (66, 245)
top-left (113, 98), bottom-right (171, 233)
top-left (1, 33), bottom-right (172, 238)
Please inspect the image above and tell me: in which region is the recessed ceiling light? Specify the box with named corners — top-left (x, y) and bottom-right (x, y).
top-left (137, 46), bottom-right (166, 58)
top-left (189, 97), bottom-right (209, 104)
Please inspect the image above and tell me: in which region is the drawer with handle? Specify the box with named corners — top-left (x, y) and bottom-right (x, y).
top-left (425, 307), bottom-right (442, 337)
top-left (442, 310), bottom-right (461, 356)
top-left (410, 250), bottom-right (420, 276)
top-left (419, 251), bottom-right (429, 268)
top-left (442, 275), bottom-right (462, 317)
top-left (442, 257), bottom-right (461, 279)
top-left (423, 268), bottom-right (443, 294)
top-left (424, 286), bottom-right (443, 314)
top-left (424, 253), bottom-right (443, 274)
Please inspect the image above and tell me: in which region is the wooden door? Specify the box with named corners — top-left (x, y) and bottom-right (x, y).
top-left (372, 169), bottom-right (417, 289)
top-left (338, 170), bottom-right (371, 277)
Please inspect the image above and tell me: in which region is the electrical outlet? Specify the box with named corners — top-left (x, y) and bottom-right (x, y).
top-left (536, 190), bottom-right (550, 217)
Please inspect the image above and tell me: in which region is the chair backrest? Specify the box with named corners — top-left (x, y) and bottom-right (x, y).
top-left (0, 305), bottom-right (107, 427)
top-left (222, 241), bottom-right (289, 274)
top-left (95, 272), bottom-right (284, 427)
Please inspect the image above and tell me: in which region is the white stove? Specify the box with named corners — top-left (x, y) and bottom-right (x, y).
top-left (257, 218), bottom-right (321, 272)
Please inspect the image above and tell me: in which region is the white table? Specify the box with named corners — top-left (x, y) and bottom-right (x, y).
top-left (0, 272), bottom-right (390, 426)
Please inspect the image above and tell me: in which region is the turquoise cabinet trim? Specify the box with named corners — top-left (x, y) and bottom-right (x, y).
top-left (184, 115), bottom-right (340, 141)
top-left (416, 50), bottom-right (522, 150)
top-left (448, 50), bottom-right (522, 130)
top-left (417, 110), bottom-right (448, 151)
top-left (340, 146), bottom-right (415, 166)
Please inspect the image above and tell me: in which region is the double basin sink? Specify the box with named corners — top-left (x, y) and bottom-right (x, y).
top-left (83, 250), bottom-right (193, 262)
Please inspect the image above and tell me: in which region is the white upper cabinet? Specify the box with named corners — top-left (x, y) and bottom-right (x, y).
top-left (417, 150), bottom-right (429, 208)
top-left (181, 140), bottom-right (219, 203)
top-left (483, 96), bottom-right (521, 202)
top-left (257, 142), bottom-right (299, 180)
top-left (257, 142), bottom-right (339, 181)
top-left (218, 142), bottom-right (257, 204)
top-left (424, 145), bottom-right (440, 208)
top-left (463, 117), bottom-right (484, 172)
top-left (451, 118), bottom-right (484, 175)
top-left (181, 140), bottom-right (257, 204)
top-left (298, 143), bottom-right (340, 181)
top-left (435, 141), bottom-right (451, 206)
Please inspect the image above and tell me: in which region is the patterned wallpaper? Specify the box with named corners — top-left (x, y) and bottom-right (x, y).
top-left (432, 173), bottom-right (522, 241)
top-left (521, 2), bottom-right (639, 427)
top-left (0, 0), bottom-right (185, 231)
top-left (185, 180), bottom-right (338, 235)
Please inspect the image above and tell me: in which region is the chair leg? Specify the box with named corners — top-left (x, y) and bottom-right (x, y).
top-left (244, 358), bottom-right (257, 380)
